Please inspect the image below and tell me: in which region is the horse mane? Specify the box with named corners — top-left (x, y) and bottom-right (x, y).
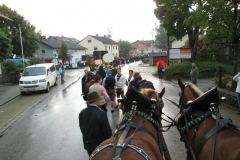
top-left (140, 88), bottom-right (159, 101)
top-left (185, 82), bottom-right (203, 96)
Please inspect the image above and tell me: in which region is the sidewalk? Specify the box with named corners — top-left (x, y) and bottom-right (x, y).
top-left (0, 75), bottom-right (70, 106)
top-left (139, 64), bottom-right (215, 92)
top-left (0, 84), bottom-right (20, 105)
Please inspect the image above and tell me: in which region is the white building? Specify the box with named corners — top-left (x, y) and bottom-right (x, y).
top-left (79, 34), bottom-right (119, 57)
top-left (34, 38), bottom-right (87, 66)
top-left (170, 34), bottom-right (188, 48)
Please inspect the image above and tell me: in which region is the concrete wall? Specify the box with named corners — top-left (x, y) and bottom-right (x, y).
top-left (171, 34), bottom-right (188, 48)
top-left (79, 36), bottom-right (103, 55)
top-left (217, 88), bottom-right (239, 109)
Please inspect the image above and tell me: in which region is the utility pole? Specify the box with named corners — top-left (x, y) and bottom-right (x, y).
top-left (151, 29), bottom-right (154, 52)
top-left (19, 24), bottom-right (24, 67)
top-left (167, 36), bottom-right (169, 66)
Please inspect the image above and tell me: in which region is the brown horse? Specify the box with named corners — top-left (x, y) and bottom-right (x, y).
top-left (178, 79), bottom-right (240, 160)
top-left (90, 88), bottom-right (165, 160)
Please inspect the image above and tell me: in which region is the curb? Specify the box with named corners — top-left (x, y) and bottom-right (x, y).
top-left (0, 93), bottom-right (21, 107)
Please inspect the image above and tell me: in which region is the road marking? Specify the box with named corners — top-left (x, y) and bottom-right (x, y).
top-left (70, 72), bottom-right (80, 77)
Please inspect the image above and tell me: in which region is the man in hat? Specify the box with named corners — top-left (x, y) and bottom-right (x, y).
top-left (79, 91), bottom-right (112, 156)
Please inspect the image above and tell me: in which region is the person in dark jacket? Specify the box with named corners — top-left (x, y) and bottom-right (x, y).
top-left (85, 74), bottom-right (95, 95)
top-left (128, 71), bottom-right (141, 91)
top-left (102, 70), bottom-right (117, 112)
top-left (135, 76), bottom-right (155, 91)
top-left (97, 66), bottom-right (106, 80)
top-left (79, 92), bottom-right (112, 156)
top-left (111, 63), bottom-right (117, 77)
top-left (81, 69), bottom-right (88, 87)
top-left (82, 71), bottom-right (92, 101)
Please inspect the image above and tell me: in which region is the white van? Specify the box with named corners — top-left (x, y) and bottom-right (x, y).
top-left (19, 63), bottom-right (57, 95)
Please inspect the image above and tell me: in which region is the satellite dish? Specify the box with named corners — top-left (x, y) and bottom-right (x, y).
top-left (103, 53), bottom-right (114, 63)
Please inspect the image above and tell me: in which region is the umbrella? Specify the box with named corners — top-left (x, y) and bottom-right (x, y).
top-left (156, 60), bottom-right (167, 68)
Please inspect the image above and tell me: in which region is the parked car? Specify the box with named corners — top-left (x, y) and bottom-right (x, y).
top-left (19, 63), bottom-right (57, 95)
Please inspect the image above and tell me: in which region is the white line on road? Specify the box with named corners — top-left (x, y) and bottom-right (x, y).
top-left (70, 72), bottom-right (80, 77)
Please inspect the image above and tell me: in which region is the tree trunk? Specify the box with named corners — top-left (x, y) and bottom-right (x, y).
top-left (192, 27), bottom-right (199, 62)
top-left (187, 29), bottom-right (194, 61)
top-left (231, 0), bottom-right (239, 91)
top-left (231, 40), bottom-right (239, 91)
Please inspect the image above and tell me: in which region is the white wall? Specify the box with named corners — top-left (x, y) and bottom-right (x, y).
top-left (172, 34), bottom-right (188, 48)
top-left (70, 50), bottom-right (86, 64)
top-left (79, 36), bottom-right (103, 55)
top-left (103, 44), bottom-right (119, 57)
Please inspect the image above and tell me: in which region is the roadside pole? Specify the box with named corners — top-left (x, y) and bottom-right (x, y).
top-left (19, 24), bottom-right (24, 67)
top-left (167, 36), bottom-right (169, 66)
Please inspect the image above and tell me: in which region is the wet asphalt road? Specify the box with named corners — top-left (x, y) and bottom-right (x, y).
top-left (0, 62), bottom-right (240, 160)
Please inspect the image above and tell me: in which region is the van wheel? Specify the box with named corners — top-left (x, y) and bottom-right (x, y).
top-left (54, 78), bottom-right (57, 86)
top-left (45, 83), bottom-right (50, 93)
top-left (21, 91), bottom-right (26, 95)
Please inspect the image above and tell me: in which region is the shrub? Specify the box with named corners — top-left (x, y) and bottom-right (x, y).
top-left (164, 61), bottom-right (236, 80)
top-left (2, 61), bottom-right (17, 74)
top-left (143, 58), bottom-right (149, 64)
top-left (29, 58), bottom-right (43, 65)
top-left (16, 63), bottom-right (26, 73)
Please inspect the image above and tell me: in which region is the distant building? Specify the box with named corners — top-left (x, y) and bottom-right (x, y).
top-left (148, 52), bottom-right (167, 66)
top-left (132, 40), bottom-right (156, 55)
top-left (34, 39), bottom-right (87, 65)
top-left (47, 36), bottom-right (80, 44)
top-left (79, 34), bottom-right (119, 57)
top-left (170, 34), bottom-right (188, 48)
top-left (129, 44), bottom-right (139, 56)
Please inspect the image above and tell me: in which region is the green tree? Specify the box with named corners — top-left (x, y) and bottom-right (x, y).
top-left (0, 4), bottom-right (42, 58)
top-left (154, 0), bottom-right (203, 61)
top-left (155, 24), bottom-right (167, 49)
top-left (58, 41), bottom-right (69, 64)
top-left (197, 0), bottom-right (240, 90)
top-left (0, 29), bottom-right (12, 62)
top-left (155, 24), bottom-right (175, 50)
top-left (119, 40), bottom-right (132, 57)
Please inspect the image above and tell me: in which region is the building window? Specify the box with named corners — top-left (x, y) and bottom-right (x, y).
top-left (88, 39), bottom-right (91, 43)
top-left (105, 46), bottom-right (107, 50)
top-left (42, 50), bottom-right (45, 54)
top-left (143, 48), bottom-right (145, 50)
top-left (109, 46), bottom-right (110, 50)
top-left (94, 46), bottom-right (98, 50)
top-left (82, 56), bottom-right (86, 61)
top-left (113, 46), bottom-right (114, 50)
top-left (116, 46), bottom-right (118, 50)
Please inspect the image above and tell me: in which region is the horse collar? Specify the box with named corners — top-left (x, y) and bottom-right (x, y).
top-left (122, 110), bottom-right (161, 129)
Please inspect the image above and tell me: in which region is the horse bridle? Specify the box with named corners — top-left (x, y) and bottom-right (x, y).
top-left (177, 84), bottom-right (239, 160)
top-left (108, 97), bottom-right (166, 160)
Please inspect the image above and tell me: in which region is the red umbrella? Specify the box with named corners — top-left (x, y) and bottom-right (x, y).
top-left (156, 60), bottom-right (167, 68)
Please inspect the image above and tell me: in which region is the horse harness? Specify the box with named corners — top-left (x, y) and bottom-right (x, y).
top-left (177, 84), bottom-right (240, 160)
top-left (89, 97), bottom-right (166, 160)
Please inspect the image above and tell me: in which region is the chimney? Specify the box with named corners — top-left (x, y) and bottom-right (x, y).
top-left (104, 35), bottom-right (106, 38)
top-left (96, 34), bottom-right (98, 37)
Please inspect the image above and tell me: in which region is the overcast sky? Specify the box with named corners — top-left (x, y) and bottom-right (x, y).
top-left (1, 0), bottom-right (160, 42)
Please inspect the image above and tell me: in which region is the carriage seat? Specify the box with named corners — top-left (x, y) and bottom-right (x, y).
top-left (187, 87), bottom-right (221, 115)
